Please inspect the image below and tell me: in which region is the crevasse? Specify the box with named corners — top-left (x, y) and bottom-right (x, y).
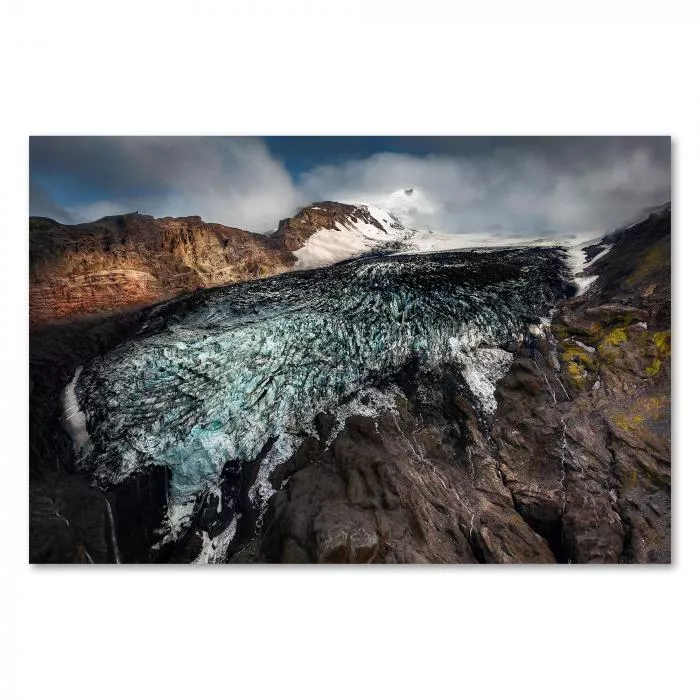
top-left (74, 248), bottom-right (568, 534)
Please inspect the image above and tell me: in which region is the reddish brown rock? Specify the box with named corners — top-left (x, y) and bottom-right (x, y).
top-left (29, 203), bottom-right (379, 326)
top-left (269, 201), bottom-right (387, 252)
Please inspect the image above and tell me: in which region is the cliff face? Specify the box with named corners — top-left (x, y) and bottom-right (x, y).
top-left (29, 202), bottom-right (380, 325)
top-left (28, 203), bottom-right (671, 564)
top-left (540, 204), bottom-right (671, 561)
top-left (268, 201), bottom-right (389, 252)
top-left (239, 206), bottom-right (671, 564)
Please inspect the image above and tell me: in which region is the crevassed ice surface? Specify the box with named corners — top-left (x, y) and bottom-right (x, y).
top-left (75, 248), bottom-right (568, 533)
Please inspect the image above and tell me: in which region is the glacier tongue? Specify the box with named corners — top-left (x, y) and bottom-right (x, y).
top-left (74, 247), bottom-right (569, 541)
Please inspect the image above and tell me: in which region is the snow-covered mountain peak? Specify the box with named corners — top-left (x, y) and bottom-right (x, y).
top-left (283, 198), bottom-right (613, 286)
top-left (361, 187), bottom-right (441, 231)
top-left (290, 202), bottom-right (412, 270)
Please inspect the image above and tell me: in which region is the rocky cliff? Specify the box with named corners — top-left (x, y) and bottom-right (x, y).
top-left (28, 204), bottom-right (671, 564)
top-left (268, 201), bottom-right (391, 252)
top-left (238, 205), bottom-right (671, 564)
top-left (29, 202), bottom-right (383, 325)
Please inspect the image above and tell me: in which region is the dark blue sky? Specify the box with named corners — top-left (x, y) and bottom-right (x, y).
top-left (263, 137), bottom-right (504, 178)
top-left (31, 136), bottom-right (508, 203)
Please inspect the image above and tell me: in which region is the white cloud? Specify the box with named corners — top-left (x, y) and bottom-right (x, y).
top-left (30, 137), bottom-right (670, 236)
top-left (298, 144), bottom-right (670, 235)
top-left (115, 137), bottom-right (300, 232)
top-left (68, 200), bottom-right (131, 222)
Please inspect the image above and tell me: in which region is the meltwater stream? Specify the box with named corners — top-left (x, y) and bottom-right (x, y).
top-left (71, 248), bottom-right (569, 541)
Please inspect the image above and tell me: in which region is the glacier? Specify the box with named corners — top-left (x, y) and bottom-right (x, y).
top-left (72, 247), bottom-right (569, 541)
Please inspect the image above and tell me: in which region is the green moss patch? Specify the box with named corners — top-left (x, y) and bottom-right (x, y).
top-left (646, 357), bottom-right (662, 376)
top-left (550, 323), bottom-right (569, 341)
top-left (561, 342), bottom-right (599, 389)
top-left (612, 396), bottom-right (666, 433)
top-left (561, 344), bottom-right (598, 371)
top-left (603, 328), bottom-right (628, 347)
top-left (613, 413), bottom-right (645, 431)
top-left (627, 244), bottom-right (668, 285)
top-left (652, 331), bottom-right (671, 357)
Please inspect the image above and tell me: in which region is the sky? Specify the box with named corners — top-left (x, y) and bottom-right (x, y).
top-left (29, 136), bottom-right (671, 237)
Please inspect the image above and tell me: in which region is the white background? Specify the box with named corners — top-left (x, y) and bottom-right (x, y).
top-left (1, 2), bottom-right (698, 699)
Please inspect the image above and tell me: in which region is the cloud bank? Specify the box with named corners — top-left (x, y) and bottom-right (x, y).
top-left (30, 136), bottom-right (670, 237)
top-left (30, 137), bottom-right (298, 233)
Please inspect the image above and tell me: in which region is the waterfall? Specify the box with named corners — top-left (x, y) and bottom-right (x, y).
top-left (558, 419), bottom-right (568, 515)
top-left (105, 499), bottom-right (121, 564)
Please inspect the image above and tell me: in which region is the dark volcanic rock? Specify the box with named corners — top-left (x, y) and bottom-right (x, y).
top-left (29, 308), bottom-right (150, 563)
top-left (489, 204), bottom-right (672, 563)
top-left (28, 204), bottom-right (671, 564)
top-left (254, 367), bottom-right (555, 564)
top-left (30, 474), bottom-right (111, 564)
top-left (230, 205), bottom-right (671, 564)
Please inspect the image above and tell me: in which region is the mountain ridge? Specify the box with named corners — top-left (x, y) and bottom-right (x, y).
top-left (30, 202), bottom-right (414, 325)
top-left (28, 203), bottom-right (671, 563)
top-left (31, 194), bottom-right (641, 325)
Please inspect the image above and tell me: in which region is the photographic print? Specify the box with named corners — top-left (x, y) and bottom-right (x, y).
top-left (29, 136), bottom-right (671, 564)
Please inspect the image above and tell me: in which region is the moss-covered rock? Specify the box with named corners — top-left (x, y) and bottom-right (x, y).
top-left (602, 327), bottom-right (628, 347)
top-left (560, 342), bottom-right (599, 389)
top-left (652, 330), bottom-right (671, 357)
top-left (646, 357), bottom-right (662, 376)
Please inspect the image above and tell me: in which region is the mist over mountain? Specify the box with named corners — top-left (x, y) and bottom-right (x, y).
top-left (30, 136), bottom-right (671, 237)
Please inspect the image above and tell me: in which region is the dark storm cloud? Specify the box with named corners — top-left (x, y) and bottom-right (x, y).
top-left (29, 136), bottom-right (670, 235)
top-left (29, 136), bottom-right (299, 231)
top-left (29, 180), bottom-right (72, 222)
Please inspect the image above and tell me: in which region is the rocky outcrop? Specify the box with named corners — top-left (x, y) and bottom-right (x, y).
top-left (269, 201), bottom-right (389, 252)
top-left (29, 307), bottom-right (151, 562)
top-left (230, 205), bottom-right (671, 564)
top-left (245, 368), bottom-right (557, 564)
top-left (540, 204), bottom-right (672, 562)
top-left (29, 203), bottom-right (381, 326)
top-left (30, 269), bottom-right (164, 325)
top-left (28, 204), bottom-right (671, 564)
